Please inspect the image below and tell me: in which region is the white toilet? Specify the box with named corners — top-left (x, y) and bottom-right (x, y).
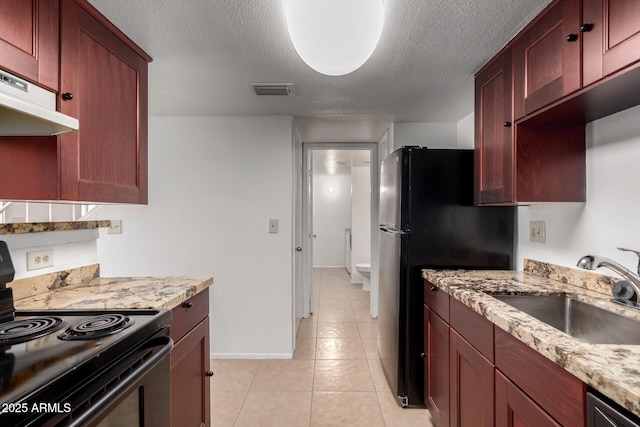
top-left (355, 263), bottom-right (371, 291)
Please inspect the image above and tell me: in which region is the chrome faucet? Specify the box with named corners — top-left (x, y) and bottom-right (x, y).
top-left (577, 249), bottom-right (640, 301)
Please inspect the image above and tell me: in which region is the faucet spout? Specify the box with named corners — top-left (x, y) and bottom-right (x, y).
top-left (577, 255), bottom-right (640, 300)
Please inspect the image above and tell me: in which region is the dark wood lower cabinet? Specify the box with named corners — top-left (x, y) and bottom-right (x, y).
top-left (496, 370), bottom-right (561, 427)
top-left (425, 307), bottom-right (450, 427)
top-left (495, 328), bottom-right (585, 427)
top-left (170, 289), bottom-right (211, 427)
top-left (449, 329), bottom-right (494, 427)
top-left (171, 318), bottom-right (210, 427)
top-left (423, 280), bottom-right (589, 427)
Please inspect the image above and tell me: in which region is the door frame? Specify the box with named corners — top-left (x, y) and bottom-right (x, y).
top-left (292, 128), bottom-right (304, 345)
top-left (301, 142), bottom-right (380, 319)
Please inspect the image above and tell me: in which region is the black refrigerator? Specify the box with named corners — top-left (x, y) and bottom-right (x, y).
top-left (377, 147), bottom-right (514, 407)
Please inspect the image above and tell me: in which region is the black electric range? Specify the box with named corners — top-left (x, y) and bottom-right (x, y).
top-left (0, 242), bottom-right (173, 427)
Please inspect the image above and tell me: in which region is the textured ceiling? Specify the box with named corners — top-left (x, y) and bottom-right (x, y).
top-left (88, 0), bottom-right (551, 142)
top-left (313, 149), bottom-right (371, 175)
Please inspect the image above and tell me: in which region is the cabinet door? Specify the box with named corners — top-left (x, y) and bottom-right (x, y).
top-left (496, 370), bottom-right (562, 427)
top-left (513, 0), bottom-right (581, 119)
top-left (495, 328), bottom-right (585, 427)
top-left (474, 48), bottom-right (514, 204)
top-left (425, 307), bottom-right (450, 427)
top-left (171, 317), bottom-right (211, 427)
top-left (59, 0), bottom-right (149, 203)
top-left (583, 0), bottom-right (640, 86)
top-left (0, 0), bottom-right (59, 91)
top-left (449, 329), bottom-right (494, 427)
top-left (0, 137), bottom-right (58, 200)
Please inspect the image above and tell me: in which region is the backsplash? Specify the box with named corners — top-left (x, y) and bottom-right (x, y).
top-left (0, 220), bottom-right (110, 235)
top-left (524, 258), bottom-right (616, 296)
top-left (9, 263), bottom-right (99, 301)
top-left (0, 222), bottom-right (111, 280)
top-left (9, 259), bottom-right (619, 302)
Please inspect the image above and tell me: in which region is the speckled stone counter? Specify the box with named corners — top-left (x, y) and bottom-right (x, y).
top-left (422, 259), bottom-right (640, 417)
top-left (0, 220), bottom-right (111, 235)
top-left (12, 268), bottom-right (212, 311)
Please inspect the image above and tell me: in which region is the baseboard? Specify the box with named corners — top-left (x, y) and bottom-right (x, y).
top-left (210, 352), bottom-right (293, 359)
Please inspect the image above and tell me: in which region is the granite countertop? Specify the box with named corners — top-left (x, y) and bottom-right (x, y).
top-left (0, 221), bottom-right (111, 235)
top-left (11, 264), bottom-right (213, 311)
top-left (422, 260), bottom-right (640, 417)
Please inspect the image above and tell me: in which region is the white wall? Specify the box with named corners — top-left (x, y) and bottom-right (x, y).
top-left (456, 112), bottom-right (474, 149)
top-left (453, 105), bottom-right (640, 272)
top-left (96, 115), bottom-right (295, 358)
top-left (394, 122), bottom-right (458, 149)
top-left (350, 165), bottom-right (371, 283)
top-left (517, 104), bottom-right (640, 272)
top-left (312, 170), bottom-right (352, 267)
top-left (2, 230), bottom-right (99, 280)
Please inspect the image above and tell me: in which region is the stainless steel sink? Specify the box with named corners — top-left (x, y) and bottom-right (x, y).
top-left (493, 294), bottom-right (640, 345)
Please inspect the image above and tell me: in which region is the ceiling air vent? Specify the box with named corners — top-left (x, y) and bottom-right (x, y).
top-left (247, 83), bottom-right (296, 96)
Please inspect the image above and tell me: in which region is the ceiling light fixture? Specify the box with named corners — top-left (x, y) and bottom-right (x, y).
top-left (285, 0), bottom-right (384, 76)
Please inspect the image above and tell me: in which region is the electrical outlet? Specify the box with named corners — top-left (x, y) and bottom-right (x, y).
top-left (269, 219), bottom-right (278, 234)
top-left (108, 220), bottom-right (123, 235)
top-left (27, 249), bottom-right (54, 271)
top-left (529, 221), bottom-right (546, 243)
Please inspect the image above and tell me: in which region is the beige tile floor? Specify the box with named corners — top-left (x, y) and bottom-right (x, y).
top-left (210, 268), bottom-right (433, 426)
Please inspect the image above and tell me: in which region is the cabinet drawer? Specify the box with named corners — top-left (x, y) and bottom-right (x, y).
top-left (495, 327), bottom-right (585, 427)
top-left (450, 298), bottom-right (493, 361)
top-left (424, 280), bottom-right (449, 322)
top-left (170, 317), bottom-right (211, 427)
top-left (496, 370), bottom-right (561, 427)
top-left (171, 288), bottom-right (209, 342)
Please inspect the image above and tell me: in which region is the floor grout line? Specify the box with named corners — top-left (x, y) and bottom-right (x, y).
top-left (218, 268), bottom-right (430, 426)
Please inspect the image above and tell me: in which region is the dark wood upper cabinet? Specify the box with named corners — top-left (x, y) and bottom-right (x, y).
top-left (0, 137), bottom-right (57, 200)
top-left (0, 0), bottom-right (150, 204)
top-left (475, 45), bottom-right (586, 205)
top-left (0, 0), bottom-right (59, 91)
top-left (583, 0), bottom-right (640, 86)
top-left (475, 48), bottom-right (514, 205)
top-left (58, 0), bottom-right (150, 203)
top-left (475, 0), bottom-right (640, 205)
top-left (513, 0), bottom-right (581, 120)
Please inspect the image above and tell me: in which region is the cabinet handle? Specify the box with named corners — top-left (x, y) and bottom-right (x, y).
top-left (503, 121), bottom-right (511, 127)
top-left (579, 23), bottom-right (593, 33)
top-left (182, 301), bottom-right (193, 308)
top-left (62, 92), bottom-right (74, 100)
top-left (566, 33), bottom-right (578, 42)
top-left (205, 371), bottom-right (214, 377)
top-left (420, 352), bottom-right (426, 358)
top-left (430, 286), bottom-right (438, 292)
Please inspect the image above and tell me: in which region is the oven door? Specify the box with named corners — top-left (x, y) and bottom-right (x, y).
top-left (66, 335), bottom-right (172, 427)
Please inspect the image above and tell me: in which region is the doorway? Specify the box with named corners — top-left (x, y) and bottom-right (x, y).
top-left (300, 143), bottom-right (380, 325)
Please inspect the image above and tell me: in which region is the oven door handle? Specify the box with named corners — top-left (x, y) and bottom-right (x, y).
top-left (68, 336), bottom-right (173, 427)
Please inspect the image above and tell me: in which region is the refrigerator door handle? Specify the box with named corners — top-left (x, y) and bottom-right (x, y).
top-left (379, 227), bottom-right (407, 236)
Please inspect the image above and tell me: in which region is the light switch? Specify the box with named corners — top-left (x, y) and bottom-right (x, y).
top-left (269, 219), bottom-right (278, 234)
top-left (529, 221), bottom-right (546, 243)
top-left (108, 220), bottom-right (123, 235)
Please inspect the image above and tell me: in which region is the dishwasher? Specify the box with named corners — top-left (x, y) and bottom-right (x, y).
top-left (588, 392), bottom-right (640, 427)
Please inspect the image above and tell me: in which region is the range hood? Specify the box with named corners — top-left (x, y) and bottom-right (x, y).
top-left (0, 70), bottom-right (79, 136)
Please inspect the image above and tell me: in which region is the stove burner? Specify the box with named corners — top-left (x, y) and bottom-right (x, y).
top-left (0, 317), bottom-right (65, 346)
top-left (59, 314), bottom-right (134, 340)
